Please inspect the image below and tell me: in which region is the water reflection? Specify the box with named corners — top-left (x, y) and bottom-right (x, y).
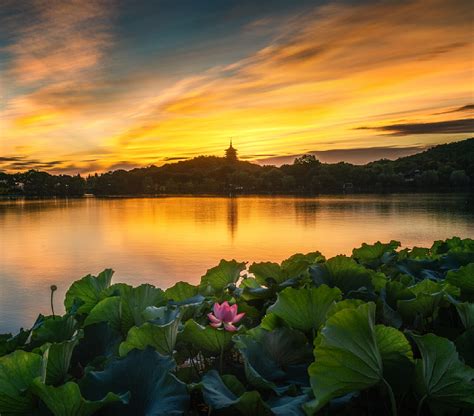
top-left (227, 198), bottom-right (238, 240)
top-left (0, 194), bottom-right (473, 332)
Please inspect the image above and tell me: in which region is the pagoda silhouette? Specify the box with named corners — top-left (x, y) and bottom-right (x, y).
top-left (225, 139), bottom-right (238, 162)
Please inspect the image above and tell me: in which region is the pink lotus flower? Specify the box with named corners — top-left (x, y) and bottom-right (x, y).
top-left (208, 301), bottom-right (245, 332)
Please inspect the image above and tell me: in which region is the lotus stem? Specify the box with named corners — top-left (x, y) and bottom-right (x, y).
top-left (50, 285), bottom-right (57, 319)
top-left (416, 395), bottom-right (427, 416)
top-left (219, 343), bottom-right (224, 373)
top-left (383, 378), bottom-right (397, 416)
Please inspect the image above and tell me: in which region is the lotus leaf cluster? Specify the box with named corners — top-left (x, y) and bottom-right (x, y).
top-left (1, 237), bottom-right (473, 415)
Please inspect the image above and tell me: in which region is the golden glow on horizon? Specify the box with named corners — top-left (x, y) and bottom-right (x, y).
top-left (0, 0), bottom-right (472, 174)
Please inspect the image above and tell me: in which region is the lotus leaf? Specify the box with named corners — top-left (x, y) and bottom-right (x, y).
top-left (64, 269), bottom-right (114, 314)
top-left (80, 347), bottom-right (189, 415)
top-left (0, 350), bottom-right (42, 415)
top-left (310, 255), bottom-right (373, 294)
top-left (267, 285), bottom-right (341, 333)
top-left (412, 333), bottom-right (474, 412)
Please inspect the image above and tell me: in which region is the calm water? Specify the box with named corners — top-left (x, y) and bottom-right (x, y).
top-left (1, 194), bottom-right (473, 333)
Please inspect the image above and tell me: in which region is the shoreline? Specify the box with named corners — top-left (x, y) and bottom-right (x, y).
top-left (1, 190), bottom-right (473, 200)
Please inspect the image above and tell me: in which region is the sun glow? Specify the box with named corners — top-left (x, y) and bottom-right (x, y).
top-left (0, 0), bottom-right (472, 174)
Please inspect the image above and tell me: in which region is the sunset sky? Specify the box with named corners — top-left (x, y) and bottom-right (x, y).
top-left (0, 0), bottom-right (473, 174)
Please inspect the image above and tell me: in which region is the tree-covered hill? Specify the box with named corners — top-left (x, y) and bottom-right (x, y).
top-left (1, 138), bottom-right (473, 196)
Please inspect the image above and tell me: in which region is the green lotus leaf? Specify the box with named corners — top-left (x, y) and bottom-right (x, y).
top-left (0, 329), bottom-right (30, 357)
top-left (249, 252), bottom-right (324, 287)
top-left (281, 252), bottom-right (325, 276)
top-left (119, 314), bottom-right (180, 356)
top-left (377, 300), bottom-right (403, 329)
top-left (199, 370), bottom-right (272, 416)
top-left (104, 282), bottom-right (133, 297)
top-left (326, 299), bottom-right (365, 318)
top-left (395, 256), bottom-right (442, 280)
top-left (249, 262), bottom-right (287, 286)
top-left (374, 325), bottom-right (414, 396)
top-left (308, 303), bottom-right (413, 413)
top-left (310, 255), bottom-right (373, 294)
top-left (181, 320), bottom-right (234, 354)
top-left (30, 314), bottom-right (77, 347)
top-left (445, 249), bottom-right (474, 267)
top-left (267, 285), bottom-right (341, 333)
top-left (84, 296), bottom-right (121, 332)
top-left (0, 350), bottom-right (42, 415)
top-left (233, 391), bottom-right (273, 416)
top-left (395, 279), bottom-right (456, 324)
top-left (456, 328), bottom-right (474, 367)
top-left (397, 292), bottom-right (444, 324)
top-left (405, 247), bottom-right (433, 260)
top-left (64, 269), bottom-right (114, 314)
top-left (164, 281), bottom-right (199, 302)
top-left (371, 272), bottom-right (388, 292)
top-left (80, 347), bottom-right (188, 415)
top-left (432, 237), bottom-right (474, 254)
top-left (71, 322), bottom-right (122, 368)
top-left (141, 305), bottom-right (180, 323)
top-left (267, 394), bottom-right (309, 416)
top-left (383, 281), bottom-right (414, 309)
top-left (165, 294), bottom-right (207, 321)
top-left (433, 237), bottom-right (474, 269)
top-left (120, 284), bottom-right (167, 332)
top-left (410, 279), bottom-right (459, 297)
top-left (84, 287), bottom-right (168, 336)
top-left (221, 373), bottom-right (246, 396)
top-left (239, 278), bottom-right (273, 301)
top-left (259, 313), bottom-right (284, 331)
top-left (199, 259), bottom-right (246, 295)
top-left (199, 369), bottom-right (309, 416)
top-left (446, 263), bottom-right (474, 300)
top-left (234, 301), bottom-right (260, 322)
top-left (31, 378), bottom-right (127, 416)
top-left (41, 338), bottom-right (78, 385)
top-left (234, 327), bottom-right (312, 393)
top-left (352, 240), bottom-right (400, 266)
top-left (455, 302), bottom-right (474, 329)
top-left (239, 277), bottom-right (260, 290)
top-left (412, 333), bottom-right (474, 412)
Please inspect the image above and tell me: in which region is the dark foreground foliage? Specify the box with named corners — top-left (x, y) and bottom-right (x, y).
top-left (1, 237), bottom-right (474, 415)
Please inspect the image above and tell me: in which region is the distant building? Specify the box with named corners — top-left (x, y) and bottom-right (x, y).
top-left (225, 140), bottom-right (238, 162)
top-left (343, 182), bottom-right (354, 193)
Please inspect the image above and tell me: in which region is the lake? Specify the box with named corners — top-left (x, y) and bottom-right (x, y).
top-left (1, 194), bottom-right (473, 333)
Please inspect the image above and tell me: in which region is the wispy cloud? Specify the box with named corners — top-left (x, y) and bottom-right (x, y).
top-left (3, 0), bottom-right (114, 86)
top-left (0, 156), bottom-right (66, 171)
top-left (434, 104), bottom-right (474, 115)
top-left (357, 119), bottom-right (474, 135)
top-left (163, 157), bottom-right (190, 162)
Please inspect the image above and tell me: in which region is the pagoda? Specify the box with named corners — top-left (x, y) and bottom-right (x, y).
top-left (225, 140), bottom-right (238, 162)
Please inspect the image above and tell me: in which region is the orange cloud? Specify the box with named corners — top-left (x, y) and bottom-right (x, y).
top-left (5, 0), bottom-right (114, 85)
top-left (105, 0), bottom-right (472, 165)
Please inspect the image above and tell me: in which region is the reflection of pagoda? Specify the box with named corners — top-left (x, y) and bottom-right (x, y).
top-left (227, 197), bottom-right (238, 241)
top-left (225, 140), bottom-right (238, 162)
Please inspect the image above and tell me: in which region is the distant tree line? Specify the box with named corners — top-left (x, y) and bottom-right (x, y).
top-left (0, 170), bottom-right (85, 197)
top-left (1, 138), bottom-right (473, 197)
